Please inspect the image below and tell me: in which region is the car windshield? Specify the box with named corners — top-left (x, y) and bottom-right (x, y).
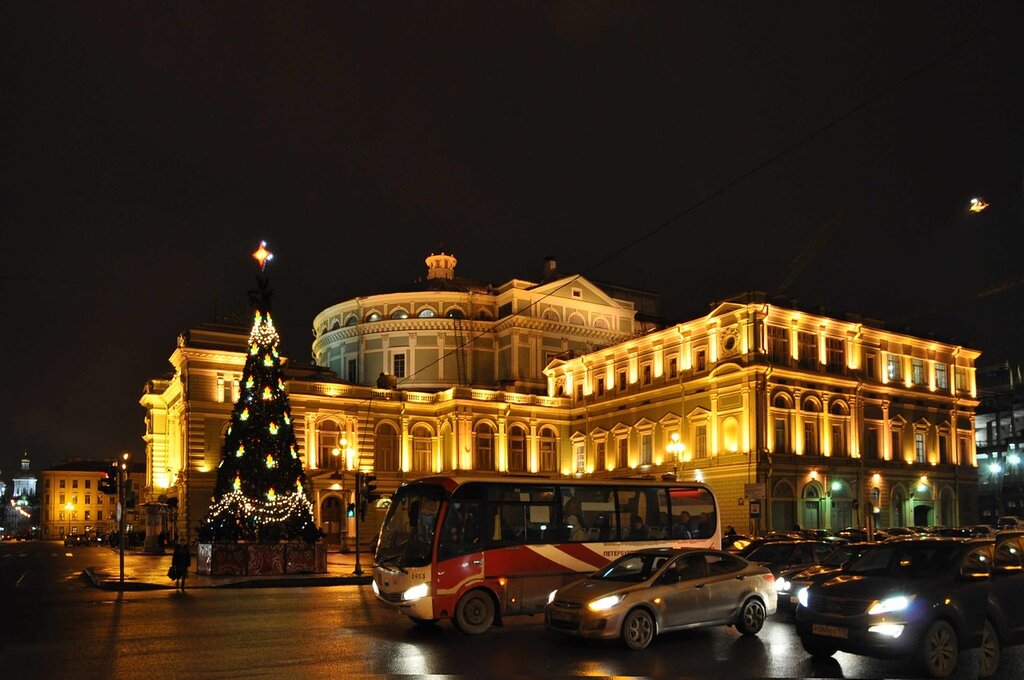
top-left (822, 547), bottom-right (853, 566)
top-left (375, 483), bottom-right (446, 568)
top-left (745, 543), bottom-right (793, 563)
top-left (593, 553), bottom-right (673, 582)
top-left (844, 543), bottom-right (957, 577)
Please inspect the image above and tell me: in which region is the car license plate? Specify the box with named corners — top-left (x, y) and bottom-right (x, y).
top-left (812, 624), bottom-right (848, 639)
top-left (550, 609), bottom-right (574, 622)
top-left (790, 595), bottom-right (798, 605)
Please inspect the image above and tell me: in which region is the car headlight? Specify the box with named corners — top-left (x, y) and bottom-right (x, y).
top-left (372, 580), bottom-right (380, 596)
top-left (776, 577), bottom-right (790, 593)
top-left (797, 587), bottom-right (809, 608)
top-left (868, 595), bottom-right (911, 615)
top-left (587, 594), bottom-right (624, 612)
top-left (403, 582), bottom-right (429, 602)
top-left (548, 589), bottom-right (558, 605)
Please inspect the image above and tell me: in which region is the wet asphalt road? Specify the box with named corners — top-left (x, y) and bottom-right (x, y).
top-left (4, 540), bottom-right (1022, 679)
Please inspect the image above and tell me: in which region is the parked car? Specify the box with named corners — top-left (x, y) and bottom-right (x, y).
top-left (546, 547), bottom-right (777, 650)
top-left (795, 538), bottom-right (992, 678)
top-left (983, 530), bottom-right (1024, 677)
top-left (970, 525), bottom-right (997, 537)
top-left (722, 533), bottom-right (754, 552)
top-left (996, 516), bottom-right (1024, 530)
top-left (775, 543), bottom-right (877, 613)
top-left (64, 534), bottom-right (89, 547)
top-left (744, 540), bottom-right (836, 576)
top-left (731, 532), bottom-right (804, 558)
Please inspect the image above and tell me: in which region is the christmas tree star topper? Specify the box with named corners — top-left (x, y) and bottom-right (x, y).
top-left (252, 240), bottom-right (274, 270)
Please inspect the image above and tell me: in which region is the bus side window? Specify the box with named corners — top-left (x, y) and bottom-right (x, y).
top-left (438, 501), bottom-right (482, 559)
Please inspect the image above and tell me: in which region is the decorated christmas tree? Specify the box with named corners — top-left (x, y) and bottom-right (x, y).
top-left (199, 242), bottom-right (319, 544)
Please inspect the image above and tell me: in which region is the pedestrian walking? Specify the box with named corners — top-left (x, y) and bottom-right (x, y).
top-left (172, 538), bottom-right (191, 591)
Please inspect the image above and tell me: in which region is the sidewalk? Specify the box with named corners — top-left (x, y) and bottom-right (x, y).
top-left (84, 546), bottom-right (374, 591)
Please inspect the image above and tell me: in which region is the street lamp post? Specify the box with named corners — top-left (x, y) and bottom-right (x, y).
top-left (65, 502), bottom-right (74, 539)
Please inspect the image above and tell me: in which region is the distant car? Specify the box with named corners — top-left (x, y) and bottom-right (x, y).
top-left (546, 547), bottom-right (777, 650)
top-left (996, 516), bottom-right (1024, 530)
top-left (722, 533), bottom-right (754, 551)
top-left (970, 525), bottom-right (997, 537)
top-left (796, 538), bottom-right (992, 678)
top-left (775, 543), bottom-right (878, 613)
top-left (1, 533), bottom-right (14, 541)
top-left (744, 540), bottom-right (836, 576)
top-left (14, 529), bottom-right (34, 541)
top-left (64, 534), bottom-right (89, 547)
top-left (984, 530), bottom-right (1024, 677)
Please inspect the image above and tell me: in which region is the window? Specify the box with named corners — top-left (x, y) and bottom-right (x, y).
top-left (59, 493), bottom-right (65, 504)
top-left (935, 363), bottom-right (948, 390)
top-left (955, 367), bottom-right (969, 392)
top-left (85, 479), bottom-right (91, 489)
top-left (595, 441), bottom-right (606, 471)
top-left (508, 427), bottom-right (527, 472)
top-left (640, 433), bottom-right (653, 465)
top-left (865, 353), bottom-right (876, 379)
top-left (571, 287), bottom-right (582, 299)
top-left (768, 326), bottom-right (789, 364)
top-left (831, 424), bottom-right (845, 456)
top-left (667, 356), bottom-right (678, 379)
top-left (84, 511), bottom-right (91, 520)
top-left (912, 359), bottom-right (925, 386)
top-left (773, 418), bottom-right (787, 453)
top-left (412, 428), bottom-right (432, 472)
top-left (85, 494), bottom-right (91, 505)
top-left (574, 444), bottom-right (586, 474)
top-left (72, 479), bottom-right (79, 489)
top-left (366, 312), bottom-right (381, 322)
top-left (389, 309), bottom-right (409, 319)
top-left (892, 430), bottom-right (902, 459)
top-left (826, 338), bottom-right (844, 373)
top-left (641, 363), bottom-right (652, 385)
top-left (542, 309), bottom-right (558, 321)
top-left (617, 370), bottom-right (627, 391)
top-left (539, 428), bottom-right (558, 472)
top-left (865, 427), bottom-right (879, 459)
top-left (798, 333), bottom-right (818, 369)
top-left (97, 511), bottom-right (103, 521)
top-left (45, 493), bottom-right (50, 505)
top-left (575, 383), bottom-right (582, 401)
top-left (887, 354), bottom-right (901, 382)
top-left (317, 420), bottom-right (341, 469)
top-left (616, 438), bottom-right (629, 468)
top-left (374, 423), bottom-right (400, 471)
top-left (59, 510), bottom-right (65, 521)
top-left (347, 359), bottom-right (357, 383)
top-left (804, 421), bottom-right (817, 455)
top-left (695, 425), bottom-right (707, 458)
top-left (446, 308), bottom-right (466, 319)
top-left (417, 308), bottom-right (436, 318)
top-left (59, 479), bottom-right (66, 489)
top-left (392, 352), bottom-right (406, 379)
top-left (596, 377), bottom-right (605, 396)
top-left (915, 432), bottom-right (926, 463)
top-left (475, 424), bottom-right (495, 471)
top-left (939, 434), bottom-right (949, 463)
top-left (695, 348), bottom-right (707, 372)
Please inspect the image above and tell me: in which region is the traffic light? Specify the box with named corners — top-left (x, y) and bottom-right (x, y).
top-left (363, 475), bottom-right (379, 503)
top-left (98, 470), bottom-right (117, 495)
top-left (347, 503), bottom-right (356, 518)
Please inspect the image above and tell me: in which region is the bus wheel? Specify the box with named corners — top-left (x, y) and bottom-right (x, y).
top-left (409, 616), bottom-right (439, 627)
top-left (453, 590), bottom-right (495, 634)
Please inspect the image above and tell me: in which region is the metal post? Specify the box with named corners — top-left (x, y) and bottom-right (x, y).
top-left (119, 457), bottom-right (127, 589)
top-left (354, 471), bottom-right (363, 576)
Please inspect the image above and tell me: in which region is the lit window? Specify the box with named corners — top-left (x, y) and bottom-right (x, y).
top-left (390, 309), bottom-right (409, 320)
top-left (935, 363), bottom-right (948, 389)
top-left (393, 353), bottom-right (406, 379)
top-left (912, 359), bottom-right (925, 386)
top-left (887, 355), bottom-right (901, 382)
top-left (417, 308), bottom-right (436, 318)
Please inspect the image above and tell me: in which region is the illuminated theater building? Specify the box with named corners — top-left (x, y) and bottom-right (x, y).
top-left (141, 255), bottom-right (980, 543)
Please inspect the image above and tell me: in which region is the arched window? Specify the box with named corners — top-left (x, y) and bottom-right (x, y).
top-left (508, 425), bottom-right (527, 472)
top-left (475, 309), bottom-right (492, 321)
top-left (802, 397), bottom-right (822, 413)
top-left (344, 315), bottom-right (358, 327)
top-left (365, 312), bottom-right (382, 323)
top-left (567, 313), bottom-right (585, 326)
top-left (594, 318), bottom-right (609, 330)
top-left (411, 425), bottom-right (432, 472)
top-left (375, 423), bottom-right (399, 472)
top-left (330, 320), bottom-right (341, 331)
top-left (830, 400), bottom-right (849, 416)
top-left (445, 308), bottom-right (466, 319)
top-left (540, 427), bottom-right (558, 472)
top-left (317, 420), bottom-right (341, 469)
top-left (417, 308), bottom-right (437, 318)
top-left (772, 393), bottom-right (792, 409)
top-left (474, 423), bottom-right (494, 470)
top-left (390, 309), bottom-right (409, 320)
top-left (722, 417), bottom-right (740, 453)
top-left (542, 309), bottom-right (560, 322)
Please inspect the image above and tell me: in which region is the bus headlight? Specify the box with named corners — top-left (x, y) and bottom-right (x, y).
top-left (587, 594), bottom-right (623, 612)
top-left (403, 582), bottom-right (429, 602)
top-left (548, 590), bottom-right (558, 605)
top-left (797, 587), bottom-right (809, 608)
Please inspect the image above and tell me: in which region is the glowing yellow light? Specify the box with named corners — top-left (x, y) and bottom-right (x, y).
top-left (968, 197), bottom-right (989, 213)
top-left (267, 487), bottom-right (276, 502)
top-left (240, 408), bottom-right (249, 421)
top-left (694, 469), bottom-right (704, 483)
top-left (872, 473), bottom-right (881, 485)
top-left (283, 413), bottom-right (291, 425)
top-left (262, 386), bottom-right (273, 400)
top-left (233, 475), bottom-right (241, 491)
top-left (199, 465), bottom-right (210, 473)
top-left (266, 454), bottom-right (275, 468)
top-left (250, 344), bottom-right (258, 355)
top-left (809, 470), bottom-right (819, 480)
top-left (246, 376), bottom-right (254, 389)
top-left (290, 445), bottom-right (298, 459)
top-left (252, 240), bottom-right (274, 269)
top-left (263, 354), bottom-right (274, 367)
top-left (269, 422), bottom-right (279, 435)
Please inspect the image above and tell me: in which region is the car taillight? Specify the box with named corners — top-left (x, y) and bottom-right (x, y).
top-left (762, 573), bottom-right (775, 583)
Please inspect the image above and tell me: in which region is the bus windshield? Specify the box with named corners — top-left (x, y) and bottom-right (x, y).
top-left (376, 483), bottom-right (446, 569)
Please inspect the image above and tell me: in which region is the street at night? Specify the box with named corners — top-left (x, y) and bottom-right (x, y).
top-left (2, 539), bottom-right (1021, 679)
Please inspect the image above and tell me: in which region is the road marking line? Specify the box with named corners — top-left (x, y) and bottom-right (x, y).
top-left (51, 553), bottom-right (59, 557)
top-left (18, 553), bottom-right (28, 558)
top-left (16, 570), bottom-right (29, 588)
top-left (65, 552), bottom-right (74, 557)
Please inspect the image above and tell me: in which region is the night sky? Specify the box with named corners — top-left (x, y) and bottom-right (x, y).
top-left (2, 3), bottom-right (1022, 478)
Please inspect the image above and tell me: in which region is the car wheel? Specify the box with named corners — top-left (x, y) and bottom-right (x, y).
top-left (801, 637), bottom-right (837, 659)
top-left (621, 608), bottom-right (656, 650)
top-left (979, 619), bottom-right (1000, 678)
top-left (736, 598), bottom-right (766, 636)
top-left (453, 590), bottom-right (495, 635)
top-left (919, 619), bottom-right (958, 679)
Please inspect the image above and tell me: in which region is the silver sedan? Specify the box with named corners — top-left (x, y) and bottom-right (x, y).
top-left (546, 547), bottom-right (778, 650)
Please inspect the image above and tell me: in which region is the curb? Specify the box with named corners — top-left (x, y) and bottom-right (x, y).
top-left (82, 568), bottom-right (371, 590)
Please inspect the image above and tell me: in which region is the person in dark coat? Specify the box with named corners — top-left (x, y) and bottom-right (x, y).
top-left (172, 538), bottom-right (191, 590)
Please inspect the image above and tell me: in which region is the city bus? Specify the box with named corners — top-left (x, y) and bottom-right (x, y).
top-left (372, 475), bottom-right (719, 633)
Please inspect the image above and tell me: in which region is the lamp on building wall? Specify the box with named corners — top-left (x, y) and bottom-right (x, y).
top-left (332, 446), bottom-right (341, 472)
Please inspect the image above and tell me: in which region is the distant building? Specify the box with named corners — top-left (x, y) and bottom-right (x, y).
top-left (38, 460), bottom-right (146, 539)
top-left (140, 256), bottom-right (982, 543)
top-left (975, 362), bottom-right (1024, 522)
top-left (12, 453), bottom-right (37, 501)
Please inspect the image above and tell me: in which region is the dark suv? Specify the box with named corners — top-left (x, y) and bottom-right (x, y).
top-left (984, 530), bottom-right (1024, 677)
top-left (795, 538), bottom-right (991, 678)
